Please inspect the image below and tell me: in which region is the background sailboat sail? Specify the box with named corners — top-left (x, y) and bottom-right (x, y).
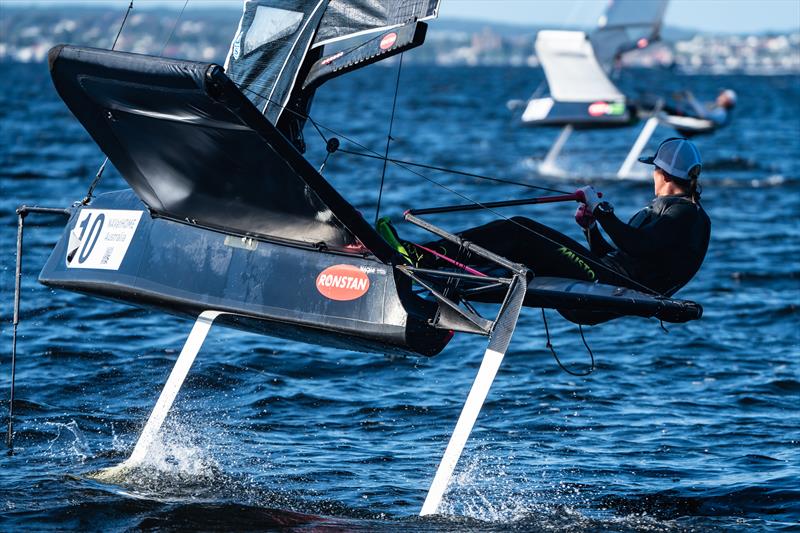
top-left (225, 0), bottom-right (440, 127)
top-left (591, 0), bottom-right (669, 70)
top-left (536, 30), bottom-right (625, 104)
top-left (520, 0), bottom-right (668, 126)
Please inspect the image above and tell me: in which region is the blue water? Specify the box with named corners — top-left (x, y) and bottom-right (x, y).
top-left (1, 62), bottom-right (799, 531)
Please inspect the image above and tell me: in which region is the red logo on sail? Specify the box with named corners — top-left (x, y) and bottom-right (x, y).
top-left (316, 264), bottom-right (370, 301)
top-left (380, 32), bottom-right (397, 50)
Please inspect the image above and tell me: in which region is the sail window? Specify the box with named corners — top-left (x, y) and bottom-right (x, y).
top-left (244, 6), bottom-right (304, 56)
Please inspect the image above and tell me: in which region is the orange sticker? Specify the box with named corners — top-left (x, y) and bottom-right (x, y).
top-left (380, 32), bottom-right (397, 50)
top-left (316, 264), bottom-right (370, 301)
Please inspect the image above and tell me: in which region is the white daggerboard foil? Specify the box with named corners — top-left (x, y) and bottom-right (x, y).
top-left (66, 209), bottom-right (142, 270)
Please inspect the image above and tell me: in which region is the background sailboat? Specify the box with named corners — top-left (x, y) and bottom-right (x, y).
top-left (514, 0), bottom-right (667, 176)
top-left (512, 0), bottom-right (737, 179)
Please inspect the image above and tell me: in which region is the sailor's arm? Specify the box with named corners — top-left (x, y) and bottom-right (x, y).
top-left (574, 202), bottom-right (614, 256)
top-left (585, 224), bottom-right (614, 256)
top-left (595, 203), bottom-right (693, 257)
top-left (706, 106), bottom-right (728, 126)
top-left (685, 91), bottom-right (708, 118)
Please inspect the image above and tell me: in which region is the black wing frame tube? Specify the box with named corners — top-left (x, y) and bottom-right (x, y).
top-left (404, 212), bottom-right (528, 275)
top-left (406, 193), bottom-right (582, 216)
top-left (400, 212), bottom-right (530, 336)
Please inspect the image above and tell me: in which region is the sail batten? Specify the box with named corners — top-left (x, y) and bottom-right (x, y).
top-left (313, 0), bottom-right (439, 48)
top-left (312, 21), bottom-right (403, 48)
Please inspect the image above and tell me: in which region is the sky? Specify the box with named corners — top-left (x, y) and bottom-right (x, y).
top-left (2, 0), bottom-right (799, 34)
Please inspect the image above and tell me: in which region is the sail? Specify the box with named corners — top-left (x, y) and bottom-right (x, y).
top-left (225, 0), bottom-right (440, 125)
top-left (535, 30), bottom-right (625, 103)
top-left (591, 0), bottom-right (669, 69)
top-left (314, 0), bottom-right (439, 48)
top-left (224, 1), bottom-right (328, 125)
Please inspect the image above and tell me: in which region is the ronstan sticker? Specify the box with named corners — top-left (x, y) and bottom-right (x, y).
top-left (380, 32), bottom-right (397, 50)
top-left (316, 264), bottom-right (370, 301)
top-left (66, 209), bottom-right (142, 270)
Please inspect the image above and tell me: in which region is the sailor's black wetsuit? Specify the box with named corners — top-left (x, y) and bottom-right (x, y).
top-left (425, 194), bottom-right (710, 324)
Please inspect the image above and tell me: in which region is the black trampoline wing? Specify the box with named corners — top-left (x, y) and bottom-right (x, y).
top-left (48, 45), bottom-right (394, 261)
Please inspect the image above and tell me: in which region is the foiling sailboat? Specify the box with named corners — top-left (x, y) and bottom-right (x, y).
top-left (514, 0), bottom-right (734, 178)
top-left (8, 0), bottom-right (701, 516)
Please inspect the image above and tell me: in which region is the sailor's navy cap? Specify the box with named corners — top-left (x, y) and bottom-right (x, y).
top-left (639, 137), bottom-right (702, 181)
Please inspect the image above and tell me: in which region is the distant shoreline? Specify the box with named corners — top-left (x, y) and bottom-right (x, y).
top-left (2, 7), bottom-right (798, 74)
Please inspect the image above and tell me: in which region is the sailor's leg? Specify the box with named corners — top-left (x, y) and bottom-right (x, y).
top-left (423, 217), bottom-right (601, 280)
top-left (420, 274), bottom-right (526, 516)
top-left (540, 124), bottom-right (573, 175)
top-left (617, 116), bottom-right (659, 178)
top-left (94, 310), bottom-right (221, 478)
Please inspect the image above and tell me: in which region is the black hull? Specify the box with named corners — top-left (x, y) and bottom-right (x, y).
top-left (39, 190), bottom-right (450, 357)
top-left (522, 118), bottom-right (638, 130)
top-left (520, 98), bottom-right (637, 130)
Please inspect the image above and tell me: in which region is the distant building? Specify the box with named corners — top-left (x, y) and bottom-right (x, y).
top-left (1, 7), bottom-right (797, 74)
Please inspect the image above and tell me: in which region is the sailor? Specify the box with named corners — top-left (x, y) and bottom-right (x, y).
top-left (574, 137), bottom-right (711, 296)
top-left (705, 89), bottom-right (737, 126)
top-left (408, 138), bottom-right (710, 324)
top-left (669, 88), bottom-right (737, 127)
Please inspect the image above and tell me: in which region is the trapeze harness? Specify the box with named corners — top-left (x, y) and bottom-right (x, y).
top-left (424, 194), bottom-right (711, 324)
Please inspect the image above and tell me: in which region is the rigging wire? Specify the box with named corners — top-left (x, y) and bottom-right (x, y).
top-left (160, 0), bottom-right (190, 55)
top-left (83, 0), bottom-right (189, 205)
top-left (111, 1), bottom-right (134, 50)
top-left (243, 87), bottom-right (570, 195)
top-left (81, 0), bottom-right (134, 205)
top-left (339, 149), bottom-right (570, 195)
top-left (374, 53), bottom-right (404, 225)
top-left (541, 309), bottom-right (595, 376)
